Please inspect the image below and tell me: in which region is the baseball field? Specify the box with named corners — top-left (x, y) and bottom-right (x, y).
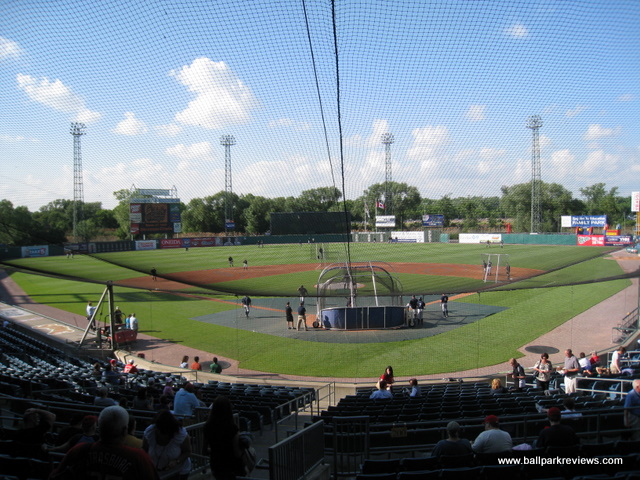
top-left (5, 242), bottom-right (630, 378)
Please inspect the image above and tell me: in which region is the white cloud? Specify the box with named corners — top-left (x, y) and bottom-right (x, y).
top-left (170, 57), bottom-right (258, 130)
top-left (367, 119), bottom-right (392, 147)
top-left (583, 150), bottom-right (619, 173)
top-left (113, 112), bottom-right (148, 136)
top-left (155, 123), bottom-right (182, 137)
top-left (566, 105), bottom-right (587, 117)
top-left (505, 23), bottom-right (529, 38)
top-left (479, 148), bottom-right (506, 160)
top-left (539, 134), bottom-right (552, 148)
top-left (407, 125), bottom-right (450, 158)
top-left (549, 149), bottom-right (576, 178)
top-left (465, 105), bottom-right (486, 122)
top-left (165, 142), bottom-right (214, 171)
top-left (0, 134), bottom-right (39, 143)
top-left (268, 118), bottom-right (311, 130)
top-left (583, 124), bottom-right (619, 141)
top-left (16, 74), bottom-right (101, 123)
top-left (617, 94), bottom-right (635, 102)
top-left (0, 36), bottom-right (22, 59)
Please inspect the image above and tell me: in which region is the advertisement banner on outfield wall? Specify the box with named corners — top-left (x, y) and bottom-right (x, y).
top-left (604, 235), bottom-right (634, 246)
top-left (135, 240), bottom-right (157, 251)
top-left (160, 239), bottom-right (182, 249)
top-left (21, 245), bottom-right (49, 257)
top-left (190, 237), bottom-right (220, 247)
top-left (459, 233), bottom-right (502, 244)
top-left (576, 235), bottom-right (605, 246)
top-left (390, 231), bottom-right (424, 243)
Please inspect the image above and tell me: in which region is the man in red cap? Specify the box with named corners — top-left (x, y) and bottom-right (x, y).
top-left (472, 415), bottom-right (513, 454)
top-left (536, 407), bottom-right (579, 448)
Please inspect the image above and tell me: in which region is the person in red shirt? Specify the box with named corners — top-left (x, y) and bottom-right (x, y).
top-left (190, 356), bottom-right (202, 371)
top-left (123, 359), bottom-right (139, 374)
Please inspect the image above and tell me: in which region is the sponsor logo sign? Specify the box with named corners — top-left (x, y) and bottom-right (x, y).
top-left (375, 215), bottom-right (396, 228)
top-left (459, 234), bottom-right (502, 244)
top-left (21, 245), bottom-right (49, 257)
top-left (135, 240), bottom-right (157, 251)
top-left (604, 235), bottom-right (633, 246)
top-left (160, 239), bottom-right (182, 248)
top-left (422, 214), bottom-right (444, 227)
top-left (571, 215), bottom-right (607, 227)
top-left (577, 235), bottom-right (605, 246)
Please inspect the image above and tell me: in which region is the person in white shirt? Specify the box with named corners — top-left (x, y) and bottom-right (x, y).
top-left (472, 415), bottom-right (513, 454)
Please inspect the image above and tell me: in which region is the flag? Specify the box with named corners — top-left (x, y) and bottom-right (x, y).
top-left (376, 201), bottom-right (385, 209)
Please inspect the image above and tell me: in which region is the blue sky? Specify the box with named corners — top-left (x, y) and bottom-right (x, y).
top-left (1, 0), bottom-right (639, 211)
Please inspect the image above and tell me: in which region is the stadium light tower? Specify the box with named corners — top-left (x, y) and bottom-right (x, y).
top-left (526, 115), bottom-right (543, 233)
top-left (70, 122), bottom-right (86, 241)
top-left (381, 133), bottom-right (394, 214)
top-left (220, 135), bottom-right (236, 232)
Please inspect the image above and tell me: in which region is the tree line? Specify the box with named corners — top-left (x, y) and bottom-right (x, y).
top-left (0, 182), bottom-right (633, 246)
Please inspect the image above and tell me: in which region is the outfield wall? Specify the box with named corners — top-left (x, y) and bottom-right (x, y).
top-left (503, 234), bottom-right (576, 245)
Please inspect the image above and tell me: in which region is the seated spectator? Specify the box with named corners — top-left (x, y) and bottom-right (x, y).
top-left (56, 414), bottom-right (84, 446)
top-left (210, 356), bottom-right (223, 374)
top-left (490, 378), bottom-right (508, 394)
top-left (143, 410), bottom-right (192, 479)
top-left (370, 380), bottom-right (393, 400)
top-left (50, 406), bottom-right (159, 480)
top-left (132, 388), bottom-right (154, 411)
top-left (589, 351), bottom-right (601, 368)
top-left (124, 359), bottom-right (139, 374)
top-left (536, 407), bottom-right (580, 448)
top-left (95, 387), bottom-right (118, 407)
top-left (162, 377), bottom-right (176, 398)
top-left (578, 352), bottom-right (592, 375)
top-left (47, 415), bottom-right (98, 453)
top-left (173, 383), bottom-right (203, 418)
top-left (562, 397), bottom-right (583, 419)
top-left (407, 378), bottom-right (420, 397)
top-left (123, 416), bottom-right (143, 449)
top-left (103, 364), bottom-right (122, 386)
top-left (11, 408), bottom-right (56, 459)
top-left (190, 356), bottom-right (202, 371)
top-left (431, 421), bottom-right (472, 457)
top-left (156, 394), bottom-right (173, 412)
top-left (91, 362), bottom-right (102, 379)
top-left (472, 415), bottom-right (513, 454)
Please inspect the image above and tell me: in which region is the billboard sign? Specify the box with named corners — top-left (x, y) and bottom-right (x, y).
top-left (459, 233), bottom-right (502, 244)
top-left (375, 215), bottom-right (396, 228)
top-left (571, 215), bottom-right (607, 227)
top-left (632, 192), bottom-right (640, 212)
top-left (390, 231), bottom-right (424, 243)
top-left (225, 221), bottom-right (236, 230)
top-left (422, 214), bottom-right (444, 227)
top-left (577, 235), bottom-right (605, 246)
top-left (21, 245), bottom-right (49, 257)
top-left (604, 235), bottom-right (633, 246)
top-left (135, 240), bottom-right (157, 251)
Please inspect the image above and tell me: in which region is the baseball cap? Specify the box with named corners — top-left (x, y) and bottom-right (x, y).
top-left (484, 415), bottom-right (499, 424)
top-left (547, 407), bottom-right (562, 420)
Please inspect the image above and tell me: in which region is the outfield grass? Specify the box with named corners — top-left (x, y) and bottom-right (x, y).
top-left (6, 243), bottom-right (628, 377)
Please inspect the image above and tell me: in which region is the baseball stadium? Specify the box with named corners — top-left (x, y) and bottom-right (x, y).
top-left (1, 1), bottom-right (640, 479)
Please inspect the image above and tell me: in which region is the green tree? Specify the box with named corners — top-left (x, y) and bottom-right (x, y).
top-left (296, 187), bottom-right (342, 212)
top-left (361, 182), bottom-right (421, 228)
top-left (242, 195), bottom-right (274, 234)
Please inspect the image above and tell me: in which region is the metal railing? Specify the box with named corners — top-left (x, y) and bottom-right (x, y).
top-left (269, 419), bottom-right (325, 480)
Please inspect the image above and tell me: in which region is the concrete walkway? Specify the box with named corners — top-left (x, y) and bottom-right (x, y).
top-left (1, 250), bottom-right (637, 388)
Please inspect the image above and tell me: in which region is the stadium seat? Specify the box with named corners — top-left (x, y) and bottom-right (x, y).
top-left (361, 458), bottom-right (400, 474)
top-left (399, 456), bottom-right (440, 472)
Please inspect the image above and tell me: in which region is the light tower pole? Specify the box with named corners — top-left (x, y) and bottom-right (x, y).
top-left (220, 135), bottom-right (236, 233)
top-left (381, 133), bottom-right (394, 214)
top-left (70, 122), bottom-right (86, 241)
top-left (526, 115), bottom-right (543, 233)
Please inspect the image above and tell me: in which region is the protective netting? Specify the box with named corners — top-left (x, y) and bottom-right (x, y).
top-left (1, 0), bottom-right (639, 300)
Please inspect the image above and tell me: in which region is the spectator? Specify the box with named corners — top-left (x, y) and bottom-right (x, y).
top-left (204, 396), bottom-right (246, 480)
top-left (91, 362), bottom-right (102, 379)
top-left (173, 383), bottom-right (202, 418)
top-left (132, 388), bottom-right (154, 411)
top-left (379, 365), bottom-right (394, 388)
top-left (561, 397), bottom-right (583, 419)
top-left (490, 378), bottom-right (508, 394)
top-left (56, 414), bottom-right (84, 446)
top-left (210, 356), bottom-right (223, 374)
top-left (123, 416), bottom-right (143, 449)
top-left (162, 377), bottom-right (176, 398)
top-left (46, 415), bottom-right (98, 453)
top-left (472, 415), bottom-right (513, 454)
top-left (431, 421), bottom-right (473, 457)
top-left (624, 378), bottom-right (640, 441)
top-left (103, 364), bottom-right (122, 386)
top-left (50, 406), bottom-right (159, 480)
top-left (536, 407), bottom-right (580, 448)
top-left (143, 410), bottom-right (192, 480)
top-left (611, 346), bottom-right (627, 374)
top-left (560, 349), bottom-right (581, 394)
top-left (190, 356), bottom-right (202, 370)
top-left (130, 313), bottom-right (139, 332)
top-left (589, 351), bottom-right (601, 368)
top-left (370, 380), bottom-right (393, 400)
top-left (533, 353), bottom-right (552, 392)
top-left (11, 408), bottom-right (56, 459)
top-left (509, 358), bottom-right (526, 390)
top-left (124, 359), bottom-right (139, 374)
top-left (95, 387), bottom-right (118, 407)
top-left (179, 355), bottom-right (189, 369)
top-left (407, 378), bottom-right (420, 397)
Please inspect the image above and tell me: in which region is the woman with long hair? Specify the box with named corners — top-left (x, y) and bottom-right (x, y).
top-left (143, 410), bottom-right (191, 480)
top-left (204, 396), bottom-right (245, 480)
top-left (533, 353), bottom-right (552, 392)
